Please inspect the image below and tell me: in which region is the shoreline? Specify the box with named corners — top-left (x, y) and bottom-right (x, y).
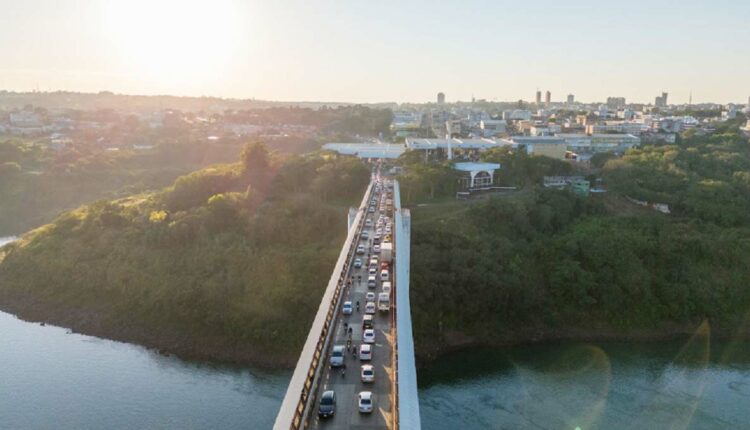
top-left (0, 292), bottom-right (299, 370)
top-left (4, 287), bottom-right (748, 371)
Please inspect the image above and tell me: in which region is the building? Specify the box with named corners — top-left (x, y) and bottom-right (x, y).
top-left (567, 94), bottom-right (575, 105)
top-left (503, 110), bottom-right (532, 121)
top-left (454, 162), bottom-right (501, 189)
top-left (655, 92), bottom-right (669, 107)
top-left (545, 90), bottom-right (551, 106)
top-left (535, 90), bottom-right (542, 105)
top-left (391, 111), bottom-right (423, 137)
top-left (585, 122), bottom-right (645, 135)
top-left (606, 97), bottom-right (626, 109)
top-left (556, 133), bottom-right (641, 157)
top-left (405, 138), bottom-right (501, 160)
top-left (500, 136), bottom-right (568, 160)
top-left (322, 143), bottom-right (405, 159)
top-left (437, 92), bottom-right (445, 104)
top-left (479, 119), bottom-right (507, 137)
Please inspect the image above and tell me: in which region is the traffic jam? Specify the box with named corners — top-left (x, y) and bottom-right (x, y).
top-left (318, 177), bottom-right (395, 421)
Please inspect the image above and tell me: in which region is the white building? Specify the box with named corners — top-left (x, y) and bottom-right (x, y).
top-left (479, 119), bottom-right (507, 136)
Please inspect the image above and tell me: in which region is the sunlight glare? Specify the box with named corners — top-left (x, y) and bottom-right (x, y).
top-left (103, 0), bottom-right (240, 86)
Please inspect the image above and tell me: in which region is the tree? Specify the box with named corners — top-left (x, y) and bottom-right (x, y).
top-left (241, 141), bottom-right (270, 174)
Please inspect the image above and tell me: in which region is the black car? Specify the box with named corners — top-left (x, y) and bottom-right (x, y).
top-left (318, 390), bottom-right (336, 418)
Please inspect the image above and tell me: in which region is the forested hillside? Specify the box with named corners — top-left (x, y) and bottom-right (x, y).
top-left (0, 144), bottom-right (370, 366)
top-left (405, 126), bottom-right (750, 357)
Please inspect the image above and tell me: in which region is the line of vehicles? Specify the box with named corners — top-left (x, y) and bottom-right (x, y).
top-left (318, 177), bottom-right (395, 420)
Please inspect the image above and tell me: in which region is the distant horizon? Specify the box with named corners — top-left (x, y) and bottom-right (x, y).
top-left (1, 88), bottom-right (748, 108)
top-left (1, 1), bottom-right (748, 105)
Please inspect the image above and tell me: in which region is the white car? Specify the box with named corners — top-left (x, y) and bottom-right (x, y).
top-left (365, 219), bottom-right (373, 227)
top-left (359, 344), bottom-right (372, 361)
top-left (373, 244), bottom-right (381, 253)
top-left (358, 391), bottom-right (373, 413)
top-left (361, 364), bottom-right (375, 383)
top-left (353, 258), bottom-right (362, 268)
top-left (356, 244), bottom-right (365, 255)
top-left (365, 301), bottom-right (376, 314)
top-left (342, 301), bottom-right (353, 315)
top-left (366, 292), bottom-right (376, 302)
top-left (368, 266), bottom-right (377, 275)
top-left (363, 328), bottom-right (375, 344)
top-left (367, 276), bottom-right (376, 289)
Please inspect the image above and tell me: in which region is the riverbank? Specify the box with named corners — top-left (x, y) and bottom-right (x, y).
top-left (415, 322), bottom-right (750, 366)
top-left (0, 290), bottom-right (300, 369)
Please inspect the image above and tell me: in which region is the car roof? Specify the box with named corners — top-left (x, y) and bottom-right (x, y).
top-left (361, 364), bottom-right (373, 370)
top-left (359, 391), bottom-right (372, 399)
top-left (364, 328), bottom-right (374, 333)
top-left (323, 390), bottom-right (335, 398)
top-left (333, 345), bottom-right (344, 351)
top-left (361, 344), bottom-right (371, 351)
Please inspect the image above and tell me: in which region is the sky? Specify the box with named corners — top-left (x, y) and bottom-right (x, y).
top-left (0, 0), bottom-right (748, 104)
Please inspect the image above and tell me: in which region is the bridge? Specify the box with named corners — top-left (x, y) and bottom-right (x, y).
top-left (274, 174), bottom-right (421, 430)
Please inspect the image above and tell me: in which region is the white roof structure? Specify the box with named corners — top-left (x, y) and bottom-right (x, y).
top-left (453, 162), bottom-right (501, 172)
top-left (322, 143), bottom-right (405, 159)
top-left (405, 138), bottom-right (501, 151)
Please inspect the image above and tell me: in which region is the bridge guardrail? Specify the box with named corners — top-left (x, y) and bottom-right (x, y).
top-left (275, 179), bottom-right (374, 430)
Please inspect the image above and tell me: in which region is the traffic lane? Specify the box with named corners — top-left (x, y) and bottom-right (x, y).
top-left (311, 203), bottom-right (394, 429)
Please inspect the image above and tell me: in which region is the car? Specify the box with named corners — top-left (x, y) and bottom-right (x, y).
top-left (330, 345), bottom-right (345, 367)
top-left (380, 269), bottom-right (389, 281)
top-left (365, 219), bottom-right (373, 227)
top-left (361, 231), bottom-right (369, 240)
top-left (369, 256), bottom-right (379, 266)
top-left (368, 206), bottom-right (375, 213)
top-left (362, 314), bottom-right (373, 329)
top-left (363, 328), bottom-right (375, 343)
top-left (353, 258), bottom-right (362, 268)
top-left (365, 301), bottom-right (376, 314)
top-left (381, 282), bottom-right (391, 295)
top-left (368, 266), bottom-right (377, 275)
top-left (358, 391), bottom-right (373, 413)
top-left (366, 291), bottom-right (376, 301)
top-left (359, 344), bottom-right (372, 361)
top-left (356, 244), bottom-right (365, 255)
top-left (342, 301), bottom-right (353, 315)
top-left (361, 364), bottom-right (375, 383)
top-left (367, 276), bottom-right (376, 289)
top-left (318, 390), bottom-right (336, 418)
top-left (373, 244), bottom-right (381, 253)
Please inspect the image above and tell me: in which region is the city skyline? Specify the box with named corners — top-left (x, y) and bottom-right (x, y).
top-left (0, 0), bottom-right (748, 104)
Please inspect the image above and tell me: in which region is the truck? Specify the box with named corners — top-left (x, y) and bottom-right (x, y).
top-left (380, 242), bottom-right (393, 263)
top-left (377, 292), bottom-right (390, 312)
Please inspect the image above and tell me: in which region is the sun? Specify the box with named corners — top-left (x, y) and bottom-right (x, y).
top-left (103, 0), bottom-right (240, 88)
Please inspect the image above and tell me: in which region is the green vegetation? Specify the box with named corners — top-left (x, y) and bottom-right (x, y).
top-left (0, 138), bottom-right (244, 236)
top-left (408, 126), bottom-right (750, 355)
top-left (0, 144), bottom-right (369, 365)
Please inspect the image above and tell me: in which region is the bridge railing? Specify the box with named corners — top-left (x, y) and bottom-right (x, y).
top-left (274, 179), bottom-right (374, 430)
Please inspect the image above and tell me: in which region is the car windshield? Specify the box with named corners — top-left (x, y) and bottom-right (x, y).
top-left (361, 398), bottom-right (371, 405)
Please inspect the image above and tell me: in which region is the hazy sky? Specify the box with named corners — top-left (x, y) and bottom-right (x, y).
top-left (1, 0), bottom-right (748, 104)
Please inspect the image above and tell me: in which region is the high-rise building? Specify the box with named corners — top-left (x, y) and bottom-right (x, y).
top-left (655, 92), bottom-right (669, 107)
top-left (567, 94), bottom-right (575, 105)
top-left (437, 92), bottom-right (445, 104)
top-left (545, 90), bottom-right (551, 106)
top-left (607, 97), bottom-right (626, 109)
top-left (535, 90), bottom-right (542, 105)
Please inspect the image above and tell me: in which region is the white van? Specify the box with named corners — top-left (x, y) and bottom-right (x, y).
top-left (377, 292), bottom-right (390, 311)
top-left (380, 269), bottom-right (389, 281)
top-left (381, 282), bottom-right (391, 295)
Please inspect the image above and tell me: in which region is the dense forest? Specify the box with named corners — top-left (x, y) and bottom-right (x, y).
top-left (404, 125), bottom-right (750, 356)
top-left (0, 144), bottom-right (370, 365)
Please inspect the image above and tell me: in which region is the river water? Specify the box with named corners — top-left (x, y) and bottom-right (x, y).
top-left (1, 232), bottom-right (749, 429)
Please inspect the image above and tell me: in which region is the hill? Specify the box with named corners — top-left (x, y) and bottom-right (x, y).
top-left (0, 143), bottom-right (370, 366)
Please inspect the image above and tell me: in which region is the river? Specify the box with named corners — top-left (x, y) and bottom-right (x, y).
top-left (419, 341), bottom-right (750, 430)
